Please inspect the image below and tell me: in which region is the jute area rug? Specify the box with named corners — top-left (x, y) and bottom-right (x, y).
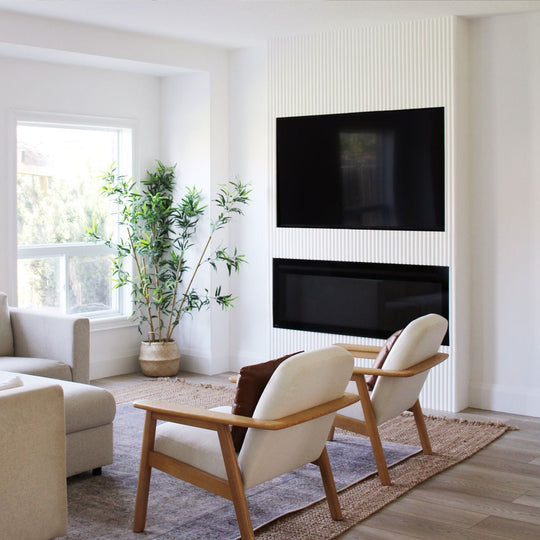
top-left (71, 378), bottom-right (511, 539)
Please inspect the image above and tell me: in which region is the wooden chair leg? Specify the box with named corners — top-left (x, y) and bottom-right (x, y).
top-left (133, 411), bottom-right (157, 533)
top-left (327, 425), bottom-right (336, 441)
top-left (354, 376), bottom-right (391, 486)
top-left (314, 446), bottom-right (342, 520)
top-left (409, 399), bottom-right (432, 455)
top-left (217, 425), bottom-right (254, 540)
top-left (364, 419), bottom-right (391, 486)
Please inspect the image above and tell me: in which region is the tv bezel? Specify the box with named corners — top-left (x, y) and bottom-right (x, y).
top-left (276, 106), bottom-right (446, 232)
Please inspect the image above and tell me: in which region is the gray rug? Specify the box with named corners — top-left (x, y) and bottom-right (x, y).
top-left (65, 403), bottom-right (420, 539)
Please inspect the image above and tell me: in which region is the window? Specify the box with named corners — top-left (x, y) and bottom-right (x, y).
top-left (16, 118), bottom-right (132, 318)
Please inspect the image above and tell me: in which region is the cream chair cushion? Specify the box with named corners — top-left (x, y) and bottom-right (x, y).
top-left (155, 405), bottom-right (231, 480)
top-left (155, 346), bottom-right (354, 491)
top-left (339, 314), bottom-right (448, 426)
top-left (239, 346), bottom-right (354, 489)
top-left (371, 313), bottom-right (447, 424)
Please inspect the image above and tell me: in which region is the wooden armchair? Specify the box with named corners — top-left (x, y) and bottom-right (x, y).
top-left (132, 346), bottom-right (359, 540)
top-left (333, 313), bottom-right (448, 486)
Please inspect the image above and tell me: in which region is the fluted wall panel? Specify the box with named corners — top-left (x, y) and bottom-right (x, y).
top-left (268, 18), bottom-right (461, 411)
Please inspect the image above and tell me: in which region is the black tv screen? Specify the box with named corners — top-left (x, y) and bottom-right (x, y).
top-left (276, 107), bottom-right (445, 231)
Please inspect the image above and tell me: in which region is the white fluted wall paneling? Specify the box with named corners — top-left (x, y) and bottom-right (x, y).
top-left (268, 17), bottom-right (469, 412)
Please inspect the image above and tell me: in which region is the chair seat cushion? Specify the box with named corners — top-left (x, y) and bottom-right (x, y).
top-left (0, 357), bottom-right (73, 382)
top-left (155, 406), bottom-right (230, 480)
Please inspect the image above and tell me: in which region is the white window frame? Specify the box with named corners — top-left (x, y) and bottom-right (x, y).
top-left (10, 111), bottom-right (137, 327)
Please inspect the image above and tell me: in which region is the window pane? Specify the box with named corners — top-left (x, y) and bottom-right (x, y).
top-left (17, 124), bottom-right (117, 246)
top-left (68, 255), bottom-right (114, 314)
top-left (16, 119), bottom-right (131, 317)
top-left (18, 257), bottom-right (63, 311)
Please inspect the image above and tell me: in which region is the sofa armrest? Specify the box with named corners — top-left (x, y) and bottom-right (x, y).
top-left (9, 308), bottom-right (90, 384)
top-left (0, 381), bottom-right (68, 539)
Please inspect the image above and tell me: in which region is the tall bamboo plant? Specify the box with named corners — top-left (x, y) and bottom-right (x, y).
top-left (88, 161), bottom-right (250, 343)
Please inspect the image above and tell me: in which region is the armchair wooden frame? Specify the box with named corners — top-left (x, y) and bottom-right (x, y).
top-left (133, 392), bottom-right (360, 540)
top-left (332, 343), bottom-right (448, 486)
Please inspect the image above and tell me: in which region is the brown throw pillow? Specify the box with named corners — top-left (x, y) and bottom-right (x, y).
top-left (365, 329), bottom-right (403, 391)
top-left (230, 351), bottom-right (302, 452)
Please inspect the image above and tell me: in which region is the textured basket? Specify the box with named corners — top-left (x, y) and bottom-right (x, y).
top-left (139, 340), bottom-right (181, 377)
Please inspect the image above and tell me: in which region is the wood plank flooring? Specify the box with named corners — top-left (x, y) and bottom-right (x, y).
top-left (95, 372), bottom-right (540, 539)
top-left (341, 409), bottom-right (540, 539)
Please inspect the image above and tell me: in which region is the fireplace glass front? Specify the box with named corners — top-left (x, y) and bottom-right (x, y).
top-left (273, 258), bottom-right (449, 345)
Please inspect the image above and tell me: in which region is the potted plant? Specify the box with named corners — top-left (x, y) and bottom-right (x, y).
top-left (88, 161), bottom-right (250, 376)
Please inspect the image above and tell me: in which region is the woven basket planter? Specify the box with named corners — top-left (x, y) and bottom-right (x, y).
top-left (139, 340), bottom-right (180, 377)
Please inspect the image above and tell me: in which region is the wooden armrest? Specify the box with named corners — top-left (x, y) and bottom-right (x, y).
top-left (334, 343), bottom-right (381, 359)
top-left (351, 352), bottom-right (448, 379)
top-left (134, 392), bottom-right (360, 431)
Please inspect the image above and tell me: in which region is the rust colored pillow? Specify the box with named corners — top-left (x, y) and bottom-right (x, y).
top-left (230, 351), bottom-right (302, 452)
top-left (365, 329), bottom-right (403, 391)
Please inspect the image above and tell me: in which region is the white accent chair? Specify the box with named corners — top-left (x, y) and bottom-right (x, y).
top-left (333, 313), bottom-right (449, 486)
top-left (0, 375), bottom-right (68, 539)
top-left (132, 346), bottom-right (359, 540)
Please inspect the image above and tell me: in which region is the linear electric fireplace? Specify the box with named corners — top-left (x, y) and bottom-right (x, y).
top-left (273, 258), bottom-right (449, 345)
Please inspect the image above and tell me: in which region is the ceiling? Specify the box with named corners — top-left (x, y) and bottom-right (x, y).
top-left (0, 0), bottom-right (539, 49)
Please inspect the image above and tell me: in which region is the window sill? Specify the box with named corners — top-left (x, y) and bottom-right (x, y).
top-left (89, 315), bottom-right (137, 332)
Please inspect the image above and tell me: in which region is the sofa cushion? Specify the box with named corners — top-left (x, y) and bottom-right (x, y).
top-left (0, 357), bottom-right (72, 382)
top-left (4, 371), bottom-right (116, 434)
top-left (231, 351), bottom-right (302, 452)
top-left (0, 292), bottom-right (14, 357)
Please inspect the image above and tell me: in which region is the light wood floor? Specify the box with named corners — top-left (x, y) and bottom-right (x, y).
top-left (94, 372), bottom-right (540, 539)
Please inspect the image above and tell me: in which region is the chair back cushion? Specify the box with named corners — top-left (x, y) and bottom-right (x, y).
top-left (0, 292), bottom-right (14, 357)
top-left (231, 351), bottom-right (302, 452)
top-left (238, 346), bottom-right (353, 489)
top-left (371, 313), bottom-right (448, 424)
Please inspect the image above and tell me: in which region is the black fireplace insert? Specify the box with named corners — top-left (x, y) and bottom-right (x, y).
top-left (273, 258), bottom-right (449, 345)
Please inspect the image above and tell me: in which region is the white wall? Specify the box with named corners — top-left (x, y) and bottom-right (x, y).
top-left (469, 12), bottom-right (540, 416)
top-left (0, 55), bottom-right (161, 379)
top-left (228, 46), bottom-right (271, 370)
top-left (0, 11), bottom-right (232, 378)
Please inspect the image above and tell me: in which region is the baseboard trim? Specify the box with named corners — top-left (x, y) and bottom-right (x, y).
top-left (469, 382), bottom-right (540, 417)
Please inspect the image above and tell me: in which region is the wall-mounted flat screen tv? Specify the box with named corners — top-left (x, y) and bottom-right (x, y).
top-left (276, 107), bottom-right (445, 231)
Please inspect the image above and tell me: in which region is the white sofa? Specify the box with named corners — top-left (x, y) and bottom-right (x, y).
top-left (0, 375), bottom-right (68, 539)
top-left (0, 292), bottom-right (116, 477)
top-left (1, 292), bottom-right (89, 384)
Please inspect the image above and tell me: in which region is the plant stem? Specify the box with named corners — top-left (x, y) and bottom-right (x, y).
top-left (168, 233), bottom-right (212, 341)
top-left (153, 262), bottom-right (162, 341)
top-left (127, 230), bottom-right (155, 339)
top-left (165, 254), bottom-right (184, 341)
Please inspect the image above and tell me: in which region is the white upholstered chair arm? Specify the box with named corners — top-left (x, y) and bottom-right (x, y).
top-left (9, 308), bottom-right (90, 383)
